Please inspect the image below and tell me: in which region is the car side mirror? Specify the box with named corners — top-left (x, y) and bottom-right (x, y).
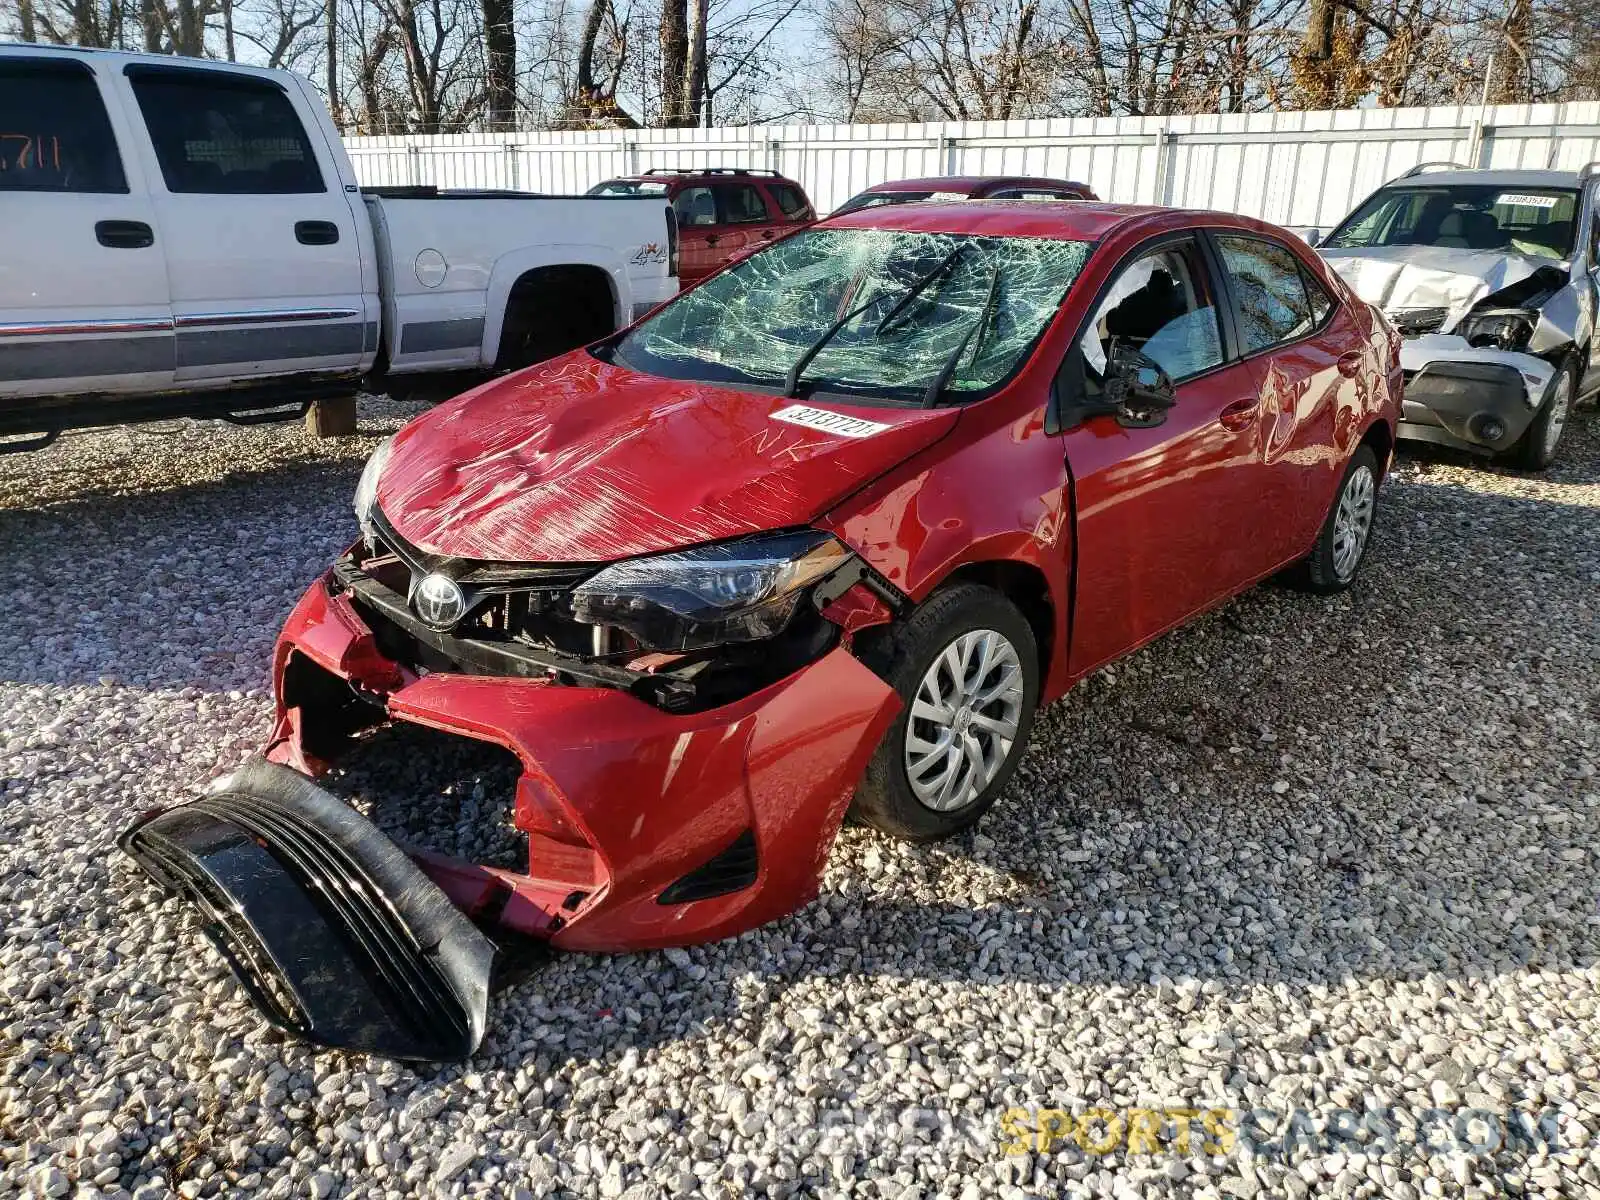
top-left (1103, 342), bottom-right (1178, 428)
top-left (1301, 228), bottom-right (1323, 248)
top-left (1048, 341), bottom-right (1177, 433)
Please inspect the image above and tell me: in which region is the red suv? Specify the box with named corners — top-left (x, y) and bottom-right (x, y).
top-left (124, 201), bottom-right (1400, 1060)
top-left (588, 167), bottom-right (816, 284)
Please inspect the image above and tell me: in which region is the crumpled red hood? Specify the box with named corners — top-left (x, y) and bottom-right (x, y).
top-left (375, 353), bottom-right (958, 562)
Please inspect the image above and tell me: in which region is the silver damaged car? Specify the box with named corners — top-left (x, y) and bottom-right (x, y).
top-left (1315, 164), bottom-right (1598, 469)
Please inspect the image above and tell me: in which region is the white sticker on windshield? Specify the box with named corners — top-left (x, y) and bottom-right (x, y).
top-left (930, 191), bottom-right (969, 200)
top-left (1498, 193), bottom-right (1559, 209)
top-left (772, 404), bottom-right (891, 438)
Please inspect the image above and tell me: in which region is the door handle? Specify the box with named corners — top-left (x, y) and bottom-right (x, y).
top-left (1218, 397), bottom-right (1260, 431)
top-left (704, 234), bottom-right (719, 247)
top-left (1336, 350), bottom-right (1364, 379)
top-left (295, 220), bottom-right (340, 246)
top-left (95, 219), bottom-right (154, 249)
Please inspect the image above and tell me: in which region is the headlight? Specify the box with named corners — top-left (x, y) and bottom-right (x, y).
top-left (1457, 308), bottom-right (1537, 352)
top-left (353, 436), bottom-right (394, 544)
top-left (571, 530), bottom-right (853, 652)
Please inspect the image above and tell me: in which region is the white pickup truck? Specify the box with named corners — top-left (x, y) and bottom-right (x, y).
top-left (0, 45), bottom-right (678, 450)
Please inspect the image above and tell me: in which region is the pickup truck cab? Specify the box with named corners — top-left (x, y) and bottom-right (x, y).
top-left (0, 46), bottom-right (678, 449)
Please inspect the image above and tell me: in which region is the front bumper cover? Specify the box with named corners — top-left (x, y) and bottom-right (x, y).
top-left (1398, 334), bottom-right (1553, 453)
top-left (121, 571), bottom-right (901, 1057)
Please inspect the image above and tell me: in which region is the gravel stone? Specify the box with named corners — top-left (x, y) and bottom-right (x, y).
top-left (1, 398), bottom-right (1598, 1198)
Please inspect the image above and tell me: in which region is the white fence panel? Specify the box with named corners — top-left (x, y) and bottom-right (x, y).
top-left (343, 102), bottom-right (1600, 227)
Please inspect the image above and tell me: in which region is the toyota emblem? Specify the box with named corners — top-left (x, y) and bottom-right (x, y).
top-left (412, 571), bottom-right (467, 631)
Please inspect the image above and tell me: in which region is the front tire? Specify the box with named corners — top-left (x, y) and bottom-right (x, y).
top-left (852, 583), bottom-right (1040, 841)
top-left (1295, 444), bottom-right (1380, 594)
top-left (1506, 360), bottom-right (1576, 471)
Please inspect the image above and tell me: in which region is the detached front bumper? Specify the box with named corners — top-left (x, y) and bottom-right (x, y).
top-left (1397, 334), bottom-right (1553, 454)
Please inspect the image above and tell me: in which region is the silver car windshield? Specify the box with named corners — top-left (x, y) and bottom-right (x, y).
top-left (1324, 184), bottom-right (1580, 260)
top-left (612, 227), bottom-right (1092, 403)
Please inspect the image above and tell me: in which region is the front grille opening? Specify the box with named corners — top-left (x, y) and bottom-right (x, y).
top-left (320, 723), bottom-right (528, 872)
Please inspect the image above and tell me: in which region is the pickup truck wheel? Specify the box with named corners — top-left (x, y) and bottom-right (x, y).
top-left (852, 584), bottom-right (1039, 842)
top-left (1505, 360), bottom-right (1576, 471)
top-left (1294, 444), bottom-right (1380, 594)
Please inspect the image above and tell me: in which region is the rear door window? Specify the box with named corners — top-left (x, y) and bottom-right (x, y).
top-left (0, 59), bottom-right (127, 193)
top-left (128, 68), bottom-right (324, 194)
top-left (1215, 235), bottom-right (1316, 354)
top-left (716, 182), bottom-right (769, 224)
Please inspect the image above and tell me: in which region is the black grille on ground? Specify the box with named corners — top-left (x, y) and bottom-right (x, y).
top-left (190, 791), bottom-right (472, 1046)
top-left (658, 830), bottom-right (759, 904)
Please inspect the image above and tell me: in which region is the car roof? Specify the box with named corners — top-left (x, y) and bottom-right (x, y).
top-left (860, 175), bottom-right (1088, 194)
top-left (0, 40), bottom-right (292, 84)
top-left (1379, 168), bottom-right (1585, 190)
top-left (822, 199), bottom-right (1277, 243)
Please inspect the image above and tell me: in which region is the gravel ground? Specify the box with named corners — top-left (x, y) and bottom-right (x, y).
top-left (1, 398), bottom-right (1597, 1200)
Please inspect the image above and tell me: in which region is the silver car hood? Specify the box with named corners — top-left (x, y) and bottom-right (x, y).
top-left (1320, 246), bottom-right (1566, 332)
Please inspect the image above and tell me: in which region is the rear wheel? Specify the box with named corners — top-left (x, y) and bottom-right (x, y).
top-left (852, 584), bottom-right (1040, 841)
top-left (1506, 360), bottom-right (1576, 471)
top-left (1293, 444), bottom-right (1380, 594)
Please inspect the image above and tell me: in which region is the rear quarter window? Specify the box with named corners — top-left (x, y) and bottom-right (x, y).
top-left (768, 183), bottom-right (812, 220)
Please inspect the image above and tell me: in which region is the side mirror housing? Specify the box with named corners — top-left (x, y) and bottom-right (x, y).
top-left (1103, 342), bottom-right (1178, 428)
top-left (1050, 341), bottom-right (1178, 433)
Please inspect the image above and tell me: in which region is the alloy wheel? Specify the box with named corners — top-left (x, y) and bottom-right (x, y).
top-left (1331, 463), bottom-right (1376, 581)
top-left (904, 628), bottom-right (1026, 812)
top-left (1543, 372), bottom-right (1573, 459)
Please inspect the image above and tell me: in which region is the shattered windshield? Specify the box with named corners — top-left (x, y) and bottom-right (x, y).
top-left (1324, 184), bottom-right (1579, 260)
top-left (611, 228), bottom-right (1093, 403)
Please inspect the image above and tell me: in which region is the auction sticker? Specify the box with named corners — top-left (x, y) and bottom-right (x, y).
top-left (1498, 193), bottom-right (1560, 208)
top-left (772, 404), bottom-right (891, 438)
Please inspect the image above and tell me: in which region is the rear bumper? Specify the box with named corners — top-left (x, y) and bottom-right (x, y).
top-left (263, 575), bottom-right (900, 954)
top-left (1397, 336), bottom-right (1552, 454)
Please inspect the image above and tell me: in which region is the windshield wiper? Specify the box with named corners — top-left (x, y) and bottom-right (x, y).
top-left (920, 264), bottom-right (1001, 409)
top-left (782, 242), bottom-right (970, 398)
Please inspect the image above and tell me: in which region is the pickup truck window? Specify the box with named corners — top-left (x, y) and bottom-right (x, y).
top-left (128, 70), bottom-right (324, 195)
top-left (614, 227), bottom-right (1092, 404)
top-left (0, 60), bottom-right (127, 193)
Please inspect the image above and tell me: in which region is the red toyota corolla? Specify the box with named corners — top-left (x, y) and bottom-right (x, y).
top-left (124, 201), bottom-right (1400, 1059)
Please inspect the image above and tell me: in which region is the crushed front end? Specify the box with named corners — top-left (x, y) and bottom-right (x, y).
top-left (1326, 249), bottom-right (1583, 457)
top-left (122, 510), bottom-right (904, 1058)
